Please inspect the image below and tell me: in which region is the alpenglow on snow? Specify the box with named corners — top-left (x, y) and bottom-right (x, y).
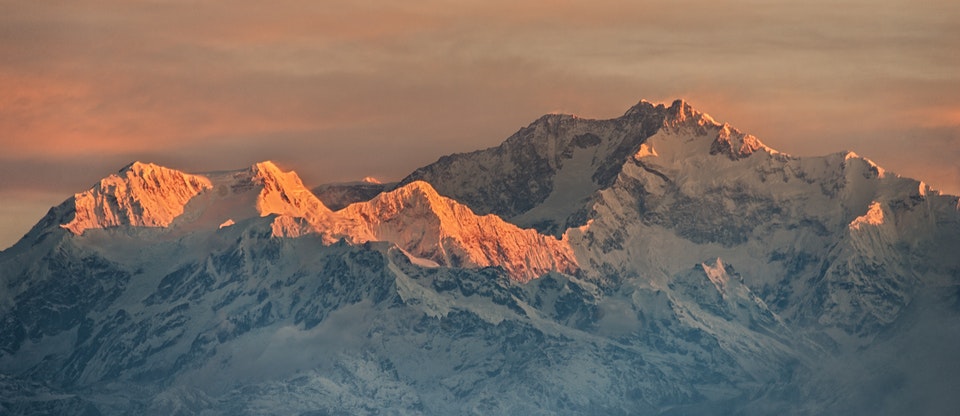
top-left (1, 99), bottom-right (958, 415)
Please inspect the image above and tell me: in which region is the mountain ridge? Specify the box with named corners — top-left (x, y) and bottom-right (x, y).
top-left (398, 99), bottom-right (785, 237)
top-left (2, 99), bottom-right (959, 415)
top-left (28, 159), bottom-right (575, 282)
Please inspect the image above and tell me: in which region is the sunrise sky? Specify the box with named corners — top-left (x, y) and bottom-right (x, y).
top-left (1, 0), bottom-right (958, 249)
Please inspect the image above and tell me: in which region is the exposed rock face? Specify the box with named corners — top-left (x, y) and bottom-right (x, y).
top-left (399, 100), bottom-right (671, 236)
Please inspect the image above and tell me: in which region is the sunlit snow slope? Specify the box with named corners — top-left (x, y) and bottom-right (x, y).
top-left (1, 99), bottom-right (958, 416)
top-left (48, 160), bottom-right (574, 282)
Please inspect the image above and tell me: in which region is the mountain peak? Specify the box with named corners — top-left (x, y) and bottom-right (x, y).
top-left (251, 160), bottom-right (283, 174)
top-left (624, 100), bottom-right (770, 160)
top-left (250, 160), bottom-right (302, 187)
top-left (667, 98), bottom-right (692, 114)
top-left (664, 99), bottom-right (718, 127)
top-left (60, 163), bottom-right (213, 235)
top-left (666, 98), bottom-right (693, 120)
top-left (338, 180), bottom-right (578, 281)
top-left (117, 160), bottom-right (154, 174)
top-left (245, 161), bottom-right (335, 232)
top-left (56, 161), bottom-right (333, 238)
top-left (49, 161), bottom-right (573, 281)
top-left (7, 98), bottom-right (960, 415)
top-left (709, 123), bottom-right (769, 159)
top-left (391, 180), bottom-right (443, 202)
top-left (250, 160), bottom-right (299, 184)
top-left (621, 99), bottom-right (718, 128)
top-left (622, 99), bottom-right (663, 118)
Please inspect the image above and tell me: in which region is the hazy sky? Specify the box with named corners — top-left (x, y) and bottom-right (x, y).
top-left (1, 0), bottom-right (958, 249)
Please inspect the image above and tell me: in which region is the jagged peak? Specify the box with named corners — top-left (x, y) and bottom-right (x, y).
top-left (709, 123), bottom-right (770, 160)
top-left (336, 179), bottom-right (578, 281)
top-left (251, 160), bottom-right (293, 181)
top-left (246, 161), bottom-right (333, 221)
top-left (842, 151), bottom-right (887, 178)
top-left (352, 180), bottom-right (454, 220)
top-left (114, 161), bottom-right (184, 177)
top-left (60, 162), bottom-right (213, 235)
top-left (626, 100), bottom-right (771, 161)
top-left (621, 99), bottom-right (720, 129)
top-left (622, 99), bottom-right (663, 118)
top-left (524, 112), bottom-right (578, 133)
top-left (56, 160), bottom-right (337, 238)
top-left (667, 99), bottom-right (694, 119)
top-left (390, 180), bottom-right (442, 200)
top-left (247, 160), bottom-right (315, 198)
top-left (663, 99), bottom-right (719, 128)
top-left (118, 160), bottom-right (152, 173)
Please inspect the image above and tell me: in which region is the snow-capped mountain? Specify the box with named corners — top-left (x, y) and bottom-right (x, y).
top-left (401, 100), bottom-right (670, 236)
top-left (1, 99), bottom-right (958, 415)
top-left (62, 161), bottom-right (214, 235)
top-left (332, 181), bottom-right (577, 281)
top-left (411, 99), bottom-right (960, 344)
top-left (31, 159), bottom-right (574, 282)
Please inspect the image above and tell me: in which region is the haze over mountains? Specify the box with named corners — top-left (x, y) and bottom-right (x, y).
top-left (1, 100), bottom-right (958, 415)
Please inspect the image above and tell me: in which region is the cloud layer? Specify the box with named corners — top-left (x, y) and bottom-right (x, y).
top-left (1, 0), bottom-right (958, 248)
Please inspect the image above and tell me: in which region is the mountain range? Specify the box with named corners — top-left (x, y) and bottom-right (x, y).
top-left (1, 99), bottom-right (958, 415)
